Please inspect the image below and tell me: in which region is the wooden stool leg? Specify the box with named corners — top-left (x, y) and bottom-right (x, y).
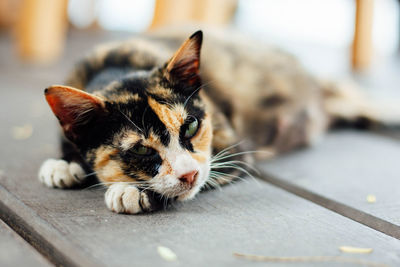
top-left (15, 0), bottom-right (68, 63)
top-left (352, 0), bottom-right (374, 71)
top-left (149, 0), bottom-right (237, 30)
top-left (149, 0), bottom-right (194, 30)
top-left (194, 0), bottom-right (237, 25)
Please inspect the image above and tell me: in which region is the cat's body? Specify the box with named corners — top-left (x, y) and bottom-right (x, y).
top-left (68, 28), bottom-right (329, 153)
top-left (39, 28), bottom-right (395, 214)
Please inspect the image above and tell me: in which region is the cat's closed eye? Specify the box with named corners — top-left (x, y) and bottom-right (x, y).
top-left (129, 144), bottom-right (157, 157)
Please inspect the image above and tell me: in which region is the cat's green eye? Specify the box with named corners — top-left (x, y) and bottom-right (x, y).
top-left (183, 117), bottom-right (199, 139)
top-left (131, 145), bottom-right (154, 156)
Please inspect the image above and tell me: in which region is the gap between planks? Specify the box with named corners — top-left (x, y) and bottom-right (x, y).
top-left (0, 185), bottom-right (102, 267)
top-left (255, 169), bottom-right (400, 240)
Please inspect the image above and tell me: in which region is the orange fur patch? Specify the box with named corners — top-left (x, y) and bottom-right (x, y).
top-left (94, 146), bottom-right (133, 184)
top-left (148, 97), bottom-right (185, 135)
top-left (147, 85), bottom-right (173, 99)
top-left (190, 153), bottom-right (206, 163)
top-left (157, 158), bottom-right (173, 177)
top-left (98, 160), bottom-right (134, 183)
top-left (108, 92), bottom-right (141, 104)
top-left (120, 131), bottom-right (141, 151)
top-left (94, 146), bottom-right (118, 169)
top-left (139, 132), bottom-right (163, 150)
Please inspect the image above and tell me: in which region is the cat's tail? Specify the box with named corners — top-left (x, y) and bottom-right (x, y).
top-left (320, 79), bottom-right (400, 129)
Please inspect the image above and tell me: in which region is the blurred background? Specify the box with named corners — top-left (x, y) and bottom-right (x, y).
top-left (1, 0), bottom-right (399, 73)
top-left (0, 0), bottom-right (399, 144)
top-left (0, 0), bottom-right (399, 85)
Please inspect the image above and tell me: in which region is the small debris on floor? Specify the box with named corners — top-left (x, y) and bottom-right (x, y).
top-left (366, 194), bottom-right (377, 203)
top-left (157, 246), bottom-right (177, 262)
top-left (11, 124), bottom-right (33, 140)
top-left (233, 252), bottom-right (386, 266)
top-left (339, 246), bottom-right (373, 254)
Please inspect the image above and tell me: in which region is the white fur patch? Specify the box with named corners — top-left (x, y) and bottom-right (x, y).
top-left (104, 183), bottom-right (152, 214)
top-left (148, 135), bottom-right (210, 200)
top-left (38, 159), bottom-right (86, 188)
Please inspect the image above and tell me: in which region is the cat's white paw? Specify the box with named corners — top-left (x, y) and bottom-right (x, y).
top-left (105, 183), bottom-right (152, 214)
top-left (38, 159), bottom-right (86, 188)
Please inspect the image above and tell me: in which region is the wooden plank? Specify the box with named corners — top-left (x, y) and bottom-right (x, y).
top-left (2, 175), bottom-right (400, 266)
top-left (0, 186), bottom-right (103, 267)
top-left (2, 83), bottom-right (400, 266)
top-left (259, 130), bottom-right (400, 228)
top-left (0, 220), bottom-right (52, 267)
top-left (256, 170), bottom-right (400, 240)
top-left (0, 77), bottom-right (399, 266)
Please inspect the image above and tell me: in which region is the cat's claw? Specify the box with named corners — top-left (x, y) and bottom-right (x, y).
top-left (105, 183), bottom-right (152, 214)
top-left (38, 159), bottom-right (86, 188)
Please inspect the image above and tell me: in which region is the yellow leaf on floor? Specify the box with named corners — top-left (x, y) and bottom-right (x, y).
top-left (339, 246), bottom-right (373, 254)
top-left (157, 246), bottom-right (177, 261)
top-left (11, 124), bottom-right (33, 140)
top-left (366, 194), bottom-right (376, 203)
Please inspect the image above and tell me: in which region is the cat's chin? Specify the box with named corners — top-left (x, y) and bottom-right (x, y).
top-left (175, 188), bottom-right (199, 201)
top-left (175, 183), bottom-right (203, 201)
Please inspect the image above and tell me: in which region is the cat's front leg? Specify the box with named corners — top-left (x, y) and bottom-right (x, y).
top-left (104, 183), bottom-right (161, 214)
top-left (39, 137), bottom-right (90, 188)
top-left (38, 159), bottom-right (87, 188)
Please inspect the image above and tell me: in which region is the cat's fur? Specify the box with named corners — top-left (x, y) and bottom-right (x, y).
top-left (39, 28), bottom-right (396, 214)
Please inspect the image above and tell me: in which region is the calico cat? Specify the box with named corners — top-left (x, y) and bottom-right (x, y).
top-left (38, 28), bottom-right (395, 214)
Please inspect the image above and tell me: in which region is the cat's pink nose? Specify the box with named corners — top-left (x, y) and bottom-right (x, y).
top-left (179, 170), bottom-right (198, 185)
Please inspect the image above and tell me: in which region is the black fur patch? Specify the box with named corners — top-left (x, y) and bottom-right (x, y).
top-left (259, 95), bottom-right (286, 108)
top-left (118, 149), bottom-right (162, 179)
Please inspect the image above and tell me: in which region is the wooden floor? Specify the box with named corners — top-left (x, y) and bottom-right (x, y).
top-left (1, 30), bottom-right (400, 267)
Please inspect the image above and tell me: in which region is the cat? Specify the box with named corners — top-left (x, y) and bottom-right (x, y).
top-left (38, 28), bottom-right (396, 214)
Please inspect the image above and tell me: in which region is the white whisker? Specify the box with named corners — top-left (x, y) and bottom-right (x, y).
top-left (82, 171), bottom-right (98, 178)
top-left (117, 109), bottom-right (144, 134)
top-left (141, 106), bottom-right (150, 133)
top-left (211, 164), bottom-right (252, 177)
top-left (206, 178), bottom-right (222, 190)
top-left (211, 160), bottom-right (260, 175)
top-left (182, 81), bottom-right (214, 110)
top-left (83, 180), bottom-right (153, 191)
top-left (211, 150), bottom-right (272, 163)
top-left (212, 141), bottom-right (246, 159)
top-left (210, 170), bottom-right (247, 181)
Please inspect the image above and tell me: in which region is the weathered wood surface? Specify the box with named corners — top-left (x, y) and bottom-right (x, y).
top-left (0, 220), bottom-right (52, 267)
top-left (1, 72), bottom-right (399, 266)
top-left (1, 31), bottom-right (400, 267)
top-left (2, 176), bottom-right (400, 267)
top-left (259, 131), bottom-right (400, 227)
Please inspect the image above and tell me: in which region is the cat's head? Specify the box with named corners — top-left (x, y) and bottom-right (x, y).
top-left (45, 31), bottom-right (212, 200)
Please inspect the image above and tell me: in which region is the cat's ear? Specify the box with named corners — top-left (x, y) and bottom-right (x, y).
top-left (164, 30), bottom-right (202, 88)
top-left (45, 85), bottom-right (106, 141)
